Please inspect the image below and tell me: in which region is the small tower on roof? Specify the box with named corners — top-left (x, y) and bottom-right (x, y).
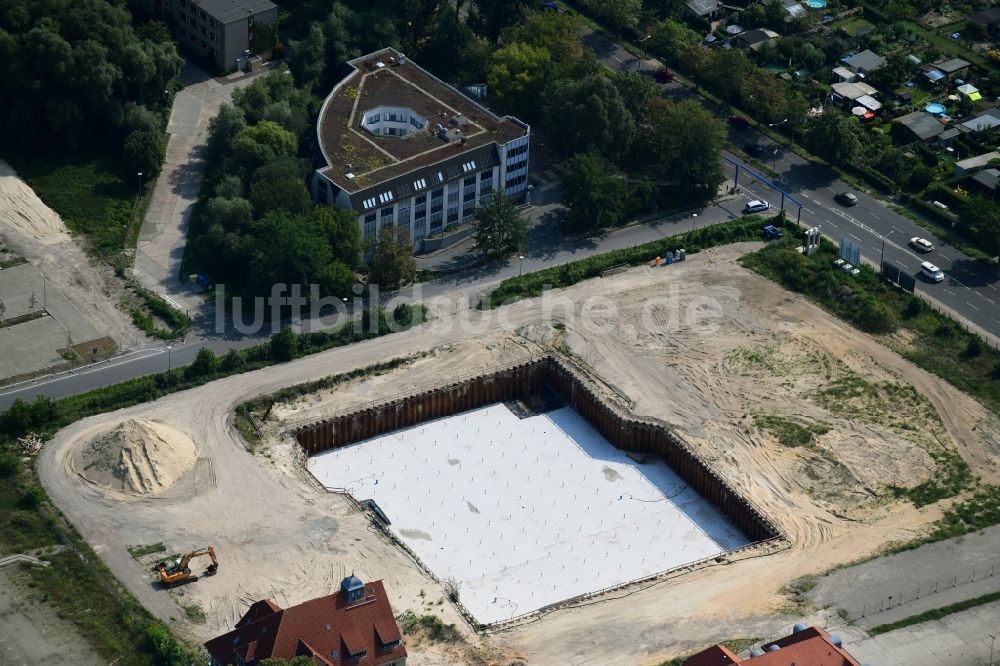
top-left (341, 573), bottom-right (365, 604)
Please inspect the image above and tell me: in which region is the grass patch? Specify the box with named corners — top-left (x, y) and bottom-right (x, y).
top-left (740, 238), bottom-right (1000, 416)
top-left (0, 471), bottom-right (193, 665)
top-left (754, 415), bottom-right (829, 447)
top-left (481, 215), bottom-right (784, 308)
top-left (890, 450), bottom-right (972, 507)
top-left (6, 152), bottom-right (137, 260)
top-left (180, 600), bottom-right (206, 624)
top-left (126, 543), bottom-right (166, 559)
top-left (868, 588), bottom-right (1000, 635)
top-left (398, 610), bottom-right (462, 643)
top-left (127, 279), bottom-right (191, 340)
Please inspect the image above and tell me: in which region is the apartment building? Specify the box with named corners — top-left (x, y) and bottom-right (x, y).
top-left (146, 0), bottom-right (277, 70)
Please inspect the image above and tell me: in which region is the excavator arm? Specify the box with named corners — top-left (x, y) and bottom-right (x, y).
top-left (153, 546), bottom-right (219, 586)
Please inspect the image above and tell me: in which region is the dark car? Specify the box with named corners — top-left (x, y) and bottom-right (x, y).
top-left (834, 191), bottom-right (859, 206)
top-left (728, 115), bottom-right (750, 129)
top-left (654, 67), bottom-right (674, 83)
top-left (744, 143), bottom-right (765, 157)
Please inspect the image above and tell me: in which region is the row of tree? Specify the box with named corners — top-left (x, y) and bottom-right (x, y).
top-left (189, 72), bottom-right (369, 299)
top-left (0, 0), bottom-right (182, 176)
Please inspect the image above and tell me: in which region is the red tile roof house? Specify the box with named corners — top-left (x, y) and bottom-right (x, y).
top-left (683, 626), bottom-right (863, 666)
top-left (205, 576), bottom-right (407, 666)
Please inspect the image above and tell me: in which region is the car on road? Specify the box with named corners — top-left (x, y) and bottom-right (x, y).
top-left (744, 199), bottom-right (770, 213)
top-left (920, 261), bottom-right (944, 282)
top-left (744, 143), bottom-right (765, 157)
top-left (654, 67), bottom-right (674, 83)
top-left (834, 191), bottom-right (858, 206)
top-left (728, 115), bottom-right (750, 128)
top-left (910, 237), bottom-right (935, 252)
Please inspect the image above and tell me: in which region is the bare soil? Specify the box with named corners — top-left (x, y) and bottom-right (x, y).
top-left (37, 243), bottom-right (1000, 665)
top-left (0, 160), bottom-right (140, 348)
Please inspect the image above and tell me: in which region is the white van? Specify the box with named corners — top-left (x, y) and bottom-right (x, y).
top-left (920, 261), bottom-right (944, 282)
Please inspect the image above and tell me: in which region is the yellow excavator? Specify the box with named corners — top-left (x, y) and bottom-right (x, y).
top-left (153, 546), bottom-right (219, 586)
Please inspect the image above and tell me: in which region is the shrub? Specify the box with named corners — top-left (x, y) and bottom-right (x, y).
top-left (964, 337), bottom-right (983, 358)
top-left (18, 484), bottom-right (46, 510)
top-left (269, 326), bottom-right (298, 362)
top-left (0, 451), bottom-right (21, 478)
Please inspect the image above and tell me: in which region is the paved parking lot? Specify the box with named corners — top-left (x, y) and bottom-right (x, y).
top-left (0, 262), bottom-right (105, 382)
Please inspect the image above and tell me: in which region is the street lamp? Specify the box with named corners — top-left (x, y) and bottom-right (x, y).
top-left (768, 119), bottom-right (789, 146)
top-left (638, 34), bottom-right (652, 71)
top-left (137, 171), bottom-right (144, 200)
top-left (989, 632), bottom-right (995, 666)
top-left (518, 255), bottom-right (525, 277)
top-left (166, 344), bottom-right (172, 371)
top-left (691, 213), bottom-right (698, 232)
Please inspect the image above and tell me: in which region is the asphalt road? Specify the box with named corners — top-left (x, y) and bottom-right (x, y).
top-left (582, 27), bottom-right (1000, 340)
top-left (2, 32), bottom-right (998, 410)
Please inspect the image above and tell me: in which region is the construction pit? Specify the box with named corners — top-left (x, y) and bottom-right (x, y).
top-left (38, 243), bottom-right (1000, 665)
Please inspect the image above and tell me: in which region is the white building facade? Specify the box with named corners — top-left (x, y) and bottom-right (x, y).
top-left (311, 48), bottom-right (530, 251)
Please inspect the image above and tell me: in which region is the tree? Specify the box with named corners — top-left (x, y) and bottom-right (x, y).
top-left (231, 121), bottom-right (298, 175)
top-left (288, 23), bottom-right (326, 91)
top-left (204, 196), bottom-right (253, 233)
top-left (503, 11), bottom-right (594, 79)
top-left (472, 189), bottom-right (527, 258)
top-left (579, 0), bottom-right (642, 33)
top-left (638, 99), bottom-right (726, 200)
top-left (469, 0), bottom-right (529, 42)
top-left (306, 206), bottom-right (362, 267)
top-left (368, 226), bottom-right (416, 289)
top-left (249, 158), bottom-right (311, 216)
top-left (270, 326), bottom-right (298, 362)
top-left (698, 48), bottom-right (754, 102)
top-left (544, 75), bottom-right (635, 162)
top-left (741, 3), bottom-right (767, 28)
top-left (648, 18), bottom-right (697, 63)
top-left (124, 129), bottom-right (166, 177)
top-left (561, 152), bottom-right (630, 231)
top-left (206, 103), bottom-right (247, 164)
top-left (186, 347), bottom-right (218, 378)
top-left (962, 196), bottom-right (1000, 256)
top-left (762, 0), bottom-right (786, 31)
top-left (612, 70), bottom-right (659, 123)
top-left (804, 112), bottom-right (861, 164)
top-left (486, 43), bottom-right (552, 120)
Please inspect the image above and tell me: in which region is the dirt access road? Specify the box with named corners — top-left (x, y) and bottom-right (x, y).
top-left (38, 244), bottom-right (1000, 665)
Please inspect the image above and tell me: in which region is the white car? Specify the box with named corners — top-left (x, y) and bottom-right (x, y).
top-left (744, 200), bottom-right (770, 213)
top-left (909, 237), bottom-right (934, 252)
top-left (920, 261), bottom-right (944, 282)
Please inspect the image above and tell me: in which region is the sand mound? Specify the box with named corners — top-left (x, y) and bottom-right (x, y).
top-left (0, 159), bottom-right (68, 243)
top-left (74, 419), bottom-right (196, 496)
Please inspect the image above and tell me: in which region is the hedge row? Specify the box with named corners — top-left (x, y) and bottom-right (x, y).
top-left (481, 215), bottom-right (785, 308)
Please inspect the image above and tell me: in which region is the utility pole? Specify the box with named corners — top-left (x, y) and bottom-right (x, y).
top-left (879, 238), bottom-right (886, 273)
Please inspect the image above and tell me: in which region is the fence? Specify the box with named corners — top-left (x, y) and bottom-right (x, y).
top-left (296, 354), bottom-right (790, 631)
top-left (840, 559), bottom-right (1000, 623)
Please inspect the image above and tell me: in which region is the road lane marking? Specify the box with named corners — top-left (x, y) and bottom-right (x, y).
top-left (891, 226), bottom-right (902, 234)
top-left (849, 233), bottom-right (862, 241)
top-left (944, 289), bottom-right (957, 296)
top-left (967, 302), bottom-right (980, 311)
top-left (871, 212), bottom-right (881, 220)
top-left (0, 349), bottom-right (166, 399)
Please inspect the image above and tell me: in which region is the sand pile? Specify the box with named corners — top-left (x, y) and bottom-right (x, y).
top-left (74, 419), bottom-right (197, 496)
top-left (0, 159), bottom-right (68, 243)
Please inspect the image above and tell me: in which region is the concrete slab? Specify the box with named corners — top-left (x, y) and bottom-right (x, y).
top-left (308, 403), bottom-right (749, 625)
top-left (0, 315), bottom-right (70, 377)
